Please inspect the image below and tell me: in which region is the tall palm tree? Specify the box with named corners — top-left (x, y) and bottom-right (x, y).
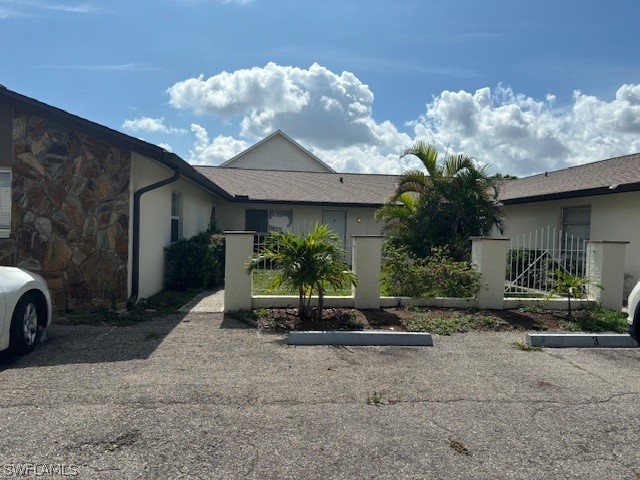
top-left (246, 223), bottom-right (357, 320)
top-left (376, 141), bottom-right (504, 259)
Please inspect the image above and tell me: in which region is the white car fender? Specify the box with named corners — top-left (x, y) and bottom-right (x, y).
top-left (0, 267), bottom-right (52, 352)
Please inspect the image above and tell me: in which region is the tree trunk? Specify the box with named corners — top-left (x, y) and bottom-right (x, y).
top-left (317, 286), bottom-right (325, 321)
top-left (298, 286), bottom-right (307, 319)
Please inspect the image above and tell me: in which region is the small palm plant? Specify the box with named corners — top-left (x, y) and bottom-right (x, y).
top-left (545, 270), bottom-right (601, 317)
top-left (246, 223), bottom-right (357, 320)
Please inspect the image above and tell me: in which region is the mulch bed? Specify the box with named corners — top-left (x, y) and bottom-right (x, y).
top-left (252, 307), bottom-right (573, 333)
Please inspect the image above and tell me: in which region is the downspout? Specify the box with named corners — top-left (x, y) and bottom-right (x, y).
top-left (127, 164), bottom-right (181, 308)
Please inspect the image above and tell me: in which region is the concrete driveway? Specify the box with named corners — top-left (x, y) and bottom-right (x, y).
top-left (0, 312), bottom-right (639, 479)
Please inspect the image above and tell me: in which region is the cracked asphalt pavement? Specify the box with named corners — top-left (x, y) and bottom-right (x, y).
top-left (1, 312), bottom-right (639, 479)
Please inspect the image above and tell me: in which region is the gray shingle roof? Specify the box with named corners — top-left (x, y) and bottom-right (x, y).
top-left (195, 166), bottom-right (399, 206)
top-left (499, 153), bottom-right (640, 204)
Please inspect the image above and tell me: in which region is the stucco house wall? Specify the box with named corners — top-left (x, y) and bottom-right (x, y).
top-left (212, 199), bottom-right (382, 262)
top-left (131, 153), bottom-right (218, 299)
top-left (503, 190), bottom-right (640, 295)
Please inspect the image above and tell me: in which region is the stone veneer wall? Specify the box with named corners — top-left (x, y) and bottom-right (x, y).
top-left (0, 110), bottom-right (131, 310)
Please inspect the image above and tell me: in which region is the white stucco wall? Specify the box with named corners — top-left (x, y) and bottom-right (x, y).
top-left (503, 191), bottom-right (640, 295)
top-left (225, 135), bottom-right (331, 172)
top-left (129, 154), bottom-right (218, 300)
top-left (212, 200), bottom-right (383, 263)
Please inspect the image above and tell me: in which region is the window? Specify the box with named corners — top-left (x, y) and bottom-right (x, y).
top-left (171, 191), bottom-right (182, 243)
top-left (562, 206), bottom-right (591, 249)
top-left (0, 170), bottom-right (10, 238)
top-left (245, 209), bottom-right (293, 234)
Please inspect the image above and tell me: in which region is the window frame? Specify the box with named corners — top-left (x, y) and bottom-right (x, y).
top-left (0, 169), bottom-right (11, 238)
top-left (170, 191), bottom-right (182, 243)
top-left (561, 205), bottom-right (591, 250)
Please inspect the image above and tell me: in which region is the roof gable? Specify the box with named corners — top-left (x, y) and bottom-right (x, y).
top-left (221, 130), bottom-right (335, 173)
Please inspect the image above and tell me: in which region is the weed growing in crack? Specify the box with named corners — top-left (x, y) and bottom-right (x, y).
top-left (448, 437), bottom-right (471, 456)
top-left (367, 391), bottom-right (384, 405)
top-left (512, 340), bottom-right (542, 351)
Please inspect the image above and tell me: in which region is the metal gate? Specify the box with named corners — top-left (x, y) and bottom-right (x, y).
top-left (505, 225), bottom-right (588, 296)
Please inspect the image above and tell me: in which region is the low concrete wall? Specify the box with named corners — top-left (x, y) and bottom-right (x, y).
top-left (251, 296), bottom-right (608, 312)
top-left (380, 297), bottom-right (478, 309)
top-left (252, 295), bottom-right (355, 309)
top-left (503, 298), bottom-right (592, 310)
top-left (226, 233), bottom-right (629, 313)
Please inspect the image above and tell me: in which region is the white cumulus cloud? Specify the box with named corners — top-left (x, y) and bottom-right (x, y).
top-left (122, 116), bottom-right (187, 134)
top-left (412, 83), bottom-right (640, 176)
top-left (168, 62), bottom-right (405, 150)
top-left (169, 62), bottom-right (640, 176)
top-left (189, 124), bottom-right (248, 165)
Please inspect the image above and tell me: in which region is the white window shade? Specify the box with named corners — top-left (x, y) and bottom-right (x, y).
top-left (0, 170), bottom-right (10, 232)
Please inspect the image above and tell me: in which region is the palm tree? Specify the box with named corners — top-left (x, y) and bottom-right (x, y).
top-left (376, 142), bottom-right (504, 259)
top-left (246, 223), bottom-right (357, 320)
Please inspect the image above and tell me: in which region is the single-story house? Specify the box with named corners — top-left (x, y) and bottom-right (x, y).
top-left (0, 88), bottom-right (397, 309)
top-left (499, 153), bottom-right (640, 296)
top-left (3, 86), bottom-right (638, 308)
top-left (196, 130), bottom-right (398, 260)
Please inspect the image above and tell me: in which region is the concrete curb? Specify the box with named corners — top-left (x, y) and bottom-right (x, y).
top-left (287, 331), bottom-right (434, 346)
top-left (526, 333), bottom-right (639, 348)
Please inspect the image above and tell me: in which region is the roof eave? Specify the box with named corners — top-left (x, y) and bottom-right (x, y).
top-left (233, 197), bottom-right (384, 208)
top-left (501, 181), bottom-right (640, 205)
top-left (0, 87), bottom-right (235, 202)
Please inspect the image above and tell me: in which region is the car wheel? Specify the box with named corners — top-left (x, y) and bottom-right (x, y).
top-left (9, 293), bottom-right (40, 355)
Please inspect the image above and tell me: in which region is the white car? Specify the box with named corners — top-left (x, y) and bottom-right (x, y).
top-left (0, 267), bottom-right (52, 355)
top-left (628, 281), bottom-right (640, 341)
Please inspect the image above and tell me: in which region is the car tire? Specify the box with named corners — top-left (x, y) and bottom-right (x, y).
top-left (9, 293), bottom-right (40, 355)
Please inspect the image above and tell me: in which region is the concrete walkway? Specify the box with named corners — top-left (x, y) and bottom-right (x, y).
top-left (178, 288), bottom-right (224, 313)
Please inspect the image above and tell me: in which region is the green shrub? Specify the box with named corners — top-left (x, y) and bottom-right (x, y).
top-left (165, 231), bottom-right (225, 290)
top-left (561, 304), bottom-right (628, 333)
top-left (381, 246), bottom-right (479, 298)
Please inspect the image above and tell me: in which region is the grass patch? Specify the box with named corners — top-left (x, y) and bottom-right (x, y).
top-left (55, 289), bottom-right (201, 326)
top-left (251, 270), bottom-right (352, 296)
top-left (560, 305), bottom-right (628, 333)
top-left (402, 312), bottom-right (508, 335)
top-left (512, 340), bottom-right (543, 351)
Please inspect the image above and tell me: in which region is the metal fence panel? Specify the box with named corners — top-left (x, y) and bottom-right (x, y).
top-left (505, 225), bottom-right (587, 296)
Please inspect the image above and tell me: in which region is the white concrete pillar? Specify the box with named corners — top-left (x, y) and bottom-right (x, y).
top-left (586, 241), bottom-right (629, 310)
top-left (352, 235), bottom-right (384, 309)
top-left (471, 237), bottom-right (509, 310)
top-left (224, 231), bottom-right (255, 312)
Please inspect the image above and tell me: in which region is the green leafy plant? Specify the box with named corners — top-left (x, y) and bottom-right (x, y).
top-left (401, 312), bottom-right (506, 335)
top-left (165, 230), bottom-right (225, 290)
top-left (545, 270), bottom-right (601, 317)
top-left (381, 246), bottom-right (479, 298)
top-left (246, 223), bottom-right (357, 320)
top-left (560, 304), bottom-right (628, 333)
top-left (375, 141), bottom-right (504, 260)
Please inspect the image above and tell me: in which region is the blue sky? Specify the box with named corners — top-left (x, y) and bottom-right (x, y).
top-left (1, 0), bottom-right (639, 176)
